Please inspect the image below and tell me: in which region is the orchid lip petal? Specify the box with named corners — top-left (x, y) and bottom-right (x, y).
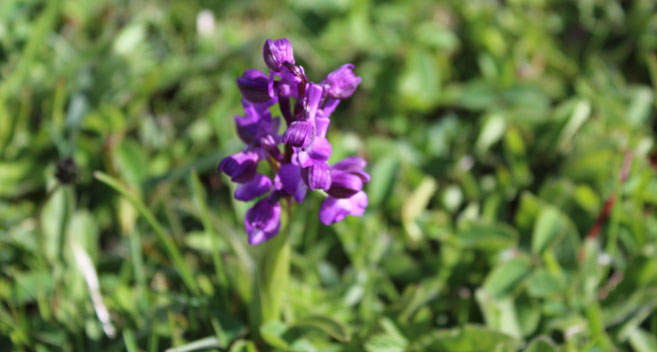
top-left (245, 197), bottom-right (281, 244)
top-left (278, 164), bottom-right (308, 203)
top-left (234, 174), bottom-right (272, 201)
top-left (319, 191), bottom-right (368, 225)
top-left (307, 137), bottom-right (332, 163)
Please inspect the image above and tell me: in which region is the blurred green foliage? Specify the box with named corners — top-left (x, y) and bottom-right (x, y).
top-left (2, 0), bottom-right (657, 351)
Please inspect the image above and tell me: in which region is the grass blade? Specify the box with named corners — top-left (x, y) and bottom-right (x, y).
top-left (94, 171), bottom-right (200, 296)
top-left (189, 169), bottom-right (229, 300)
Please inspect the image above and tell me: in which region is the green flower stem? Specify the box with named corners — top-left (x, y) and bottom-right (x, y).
top-left (251, 200), bottom-right (292, 331)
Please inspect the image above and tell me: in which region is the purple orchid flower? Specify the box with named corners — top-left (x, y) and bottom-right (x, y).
top-left (320, 156), bottom-right (370, 225)
top-left (218, 38), bottom-right (367, 244)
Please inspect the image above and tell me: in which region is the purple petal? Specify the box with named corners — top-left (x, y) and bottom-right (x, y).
top-left (218, 151), bottom-right (258, 183)
top-left (319, 98), bottom-right (340, 119)
top-left (278, 164), bottom-right (307, 203)
top-left (332, 156), bottom-right (369, 183)
top-left (350, 170), bottom-right (370, 183)
top-left (323, 64), bottom-right (361, 99)
top-left (279, 65), bottom-right (304, 88)
top-left (327, 171), bottom-right (362, 198)
top-left (234, 116), bottom-right (258, 144)
top-left (315, 117), bottom-right (330, 138)
top-left (245, 197), bottom-right (281, 245)
top-left (303, 83), bottom-right (324, 121)
top-left (235, 99), bottom-right (271, 144)
top-left (234, 174), bottom-right (272, 201)
top-left (319, 191), bottom-right (368, 225)
top-left (295, 137), bottom-right (332, 168)
top-left (283, 121), bottom-right (314, 148)
top-left (308, 137), bottom-right (332, 162)
top-left (332, 156), bottom-right (367, 171)
top-left (263, 38), bottom-right (294, 72)
top-left (301, 163), bottom-right (331, 191)
top-left (237, 69), bottom-right (271, 103)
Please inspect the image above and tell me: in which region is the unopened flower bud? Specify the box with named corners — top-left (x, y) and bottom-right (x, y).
top-left (263, 38), bottom-right (294, 72)
top-left (282, 120), bottom-right (314, 148)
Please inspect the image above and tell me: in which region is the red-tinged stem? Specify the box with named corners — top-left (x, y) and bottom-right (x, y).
top-left (586, 152), bottom-right (633, 239)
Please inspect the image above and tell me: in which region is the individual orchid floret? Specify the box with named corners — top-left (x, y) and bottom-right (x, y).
top-left (263, 38), bottom-right (295, 72)
top-left (218, 151), bottom-right (259, 183)
top-left (245, 195), bottom-right (281, 245)
top-left (327, 172), bottom-right (362, 198)
top-left (319, 191), bottom-right (368, 225)
top-left (331, 156), bottom-right (370, 182)
top-left (320, 156), bottom-right (370, 224)
top-left (220, 37), bottom-right (368, 245)
top-left (234, 174), bottom-right (272, 201)
top-left (323, 64), bottom-right (361, 99)
top-left (234, 99), bottom-right (273, 144)
top-left (237, 69), bottom-right (273, 103)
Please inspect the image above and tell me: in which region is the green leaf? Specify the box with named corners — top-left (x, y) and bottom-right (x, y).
top-left (40, 185), bottom-right (74, 262)
top-left (526, 269), bottom-right (564, 298)
top-left (402, 177), bottom-right (437, 244)
top-left (483, 257), bottom-right (532, 298)
top-left (368, 156), bottom-right (399, 207)
top-left (626, 87), bottom-right (653, 126)
top-left (557, 99), bottom-right (590, 151)
top-left (455, 222), bottom-right (517, 250)
top-left (365, 334), bottom-right (408, 352)
top-left (164, 336), bottom-right (220, 352)
top-left (229, 339), bottom-right (258, 352)
top-left (525, 337), bottom-right (561, 352)
top-left (123, 329), bottom-right (138, 352)
top-left (113, 24), bottom-right (145, 55)
top-left (516, 295), bottom-right (541, 337)
top-left (211, 313), bottom-right (246, 349)
top-left (294, 315), bottom-right (350, 342)
top-left (115, 139), bottom-right (148, 190)
top-left (475, 290), bottom-right (522, 338)
top-left (476, 114), bottom-right (506, 155)
top-left (260, 321), bottom-right (290, 349)
top-left (532, 207), bottom-right (566, 254)
top-left (399, 48), bottom-right (441, 111)
top-left (617, 298), bottom-right (657, 342)
top-left (415, 325), bottom-right (519, 351)
top-left (628, 328), bottom-right (657, 352)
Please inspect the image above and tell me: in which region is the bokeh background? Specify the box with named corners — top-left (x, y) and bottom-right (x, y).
top-left (2, 0), bottom-right (657, 351)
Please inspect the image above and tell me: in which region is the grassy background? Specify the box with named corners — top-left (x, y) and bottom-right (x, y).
top-left (2, 0), bottom-right (657, 351)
